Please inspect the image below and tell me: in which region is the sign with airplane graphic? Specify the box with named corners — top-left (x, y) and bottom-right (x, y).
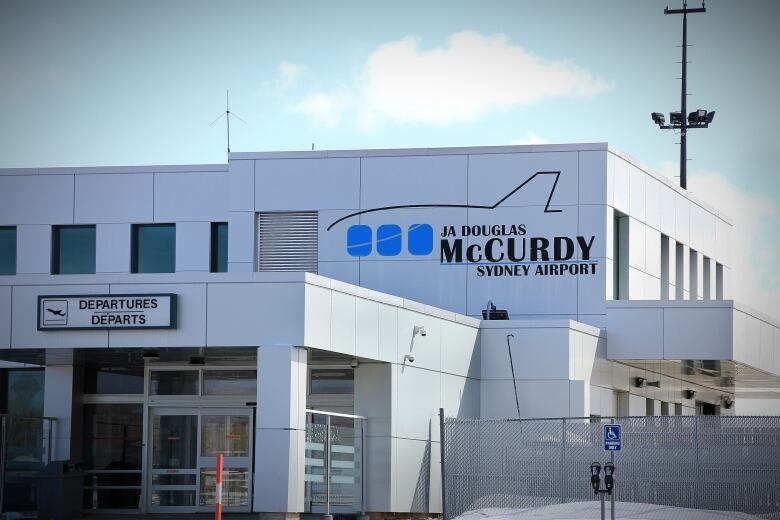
top-left (38, 294), bottom-right (177, 330)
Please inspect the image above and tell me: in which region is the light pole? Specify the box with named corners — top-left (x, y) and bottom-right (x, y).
top-left (651, 2), bottom-right (712, 190)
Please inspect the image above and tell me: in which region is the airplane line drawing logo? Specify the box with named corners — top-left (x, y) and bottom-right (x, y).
top-left (45, 308), bottom-right (66, 317)
top-left (326, 170), bottom-right (562, 231)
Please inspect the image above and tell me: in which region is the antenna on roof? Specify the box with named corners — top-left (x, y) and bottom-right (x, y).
top-left (210, 90), bottom-right (247, 155)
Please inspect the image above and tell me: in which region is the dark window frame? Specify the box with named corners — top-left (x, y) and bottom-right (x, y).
top-left (131, 223), bottom-right (176, 274)
top-left (0, 226), bottom-right (17, 275)
top-left (51, 224), bottom-right (96, 275)
top-left (210, 222), bottom-right (228, 273)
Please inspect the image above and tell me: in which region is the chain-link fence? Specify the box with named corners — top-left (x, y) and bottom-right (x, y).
top-left (442, 416), bottom-right (780, 519)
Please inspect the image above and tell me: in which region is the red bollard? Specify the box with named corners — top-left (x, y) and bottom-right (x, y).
top-left (215, 452), bottom-right (223, 520)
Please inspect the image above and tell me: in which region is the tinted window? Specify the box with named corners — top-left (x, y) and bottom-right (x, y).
top-left (132, 224), bottom-right (175, 273)
top-left (52, 225), bottom-right (96, 274)
top-left (84, 366), bottom-right (144, 394)
top-left (150, 370), bottom-right (198, 395)
top-left (0, 227), bottom-right (16, 275)
top-left (210, 222), bottom-right (228, 273)
top-left (309, 369), bottom-right (354, 395)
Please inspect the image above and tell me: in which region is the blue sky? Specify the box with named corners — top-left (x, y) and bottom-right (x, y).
top-left (1, 0), bottom-right (778, 316)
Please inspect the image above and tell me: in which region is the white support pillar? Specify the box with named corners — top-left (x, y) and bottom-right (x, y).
top-left (43, 365), bottom-right (74, 461)
top-left (253, 345), bottom-right (308, 513)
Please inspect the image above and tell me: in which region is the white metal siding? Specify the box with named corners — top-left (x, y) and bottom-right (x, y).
top-left (256, 212), bottom-right (318, 272)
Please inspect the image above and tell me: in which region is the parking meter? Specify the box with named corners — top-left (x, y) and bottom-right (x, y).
top-left (590, 462), bottom-right (602, 494)
top-left (603, 462), bottom-right (615, 494)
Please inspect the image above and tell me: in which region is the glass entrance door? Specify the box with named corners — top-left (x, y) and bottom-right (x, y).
top-left (149, 408), bottom-right (252, 513)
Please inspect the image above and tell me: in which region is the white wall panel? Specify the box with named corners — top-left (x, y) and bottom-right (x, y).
top-left (468, 152), bottom-right (578, 207)
top-left (578, 151), bottom-right (608, 205)
top-left (645, 227), bottom-right (661, 279)
top-left (674, 194), bottom-right (690, 245)
top-left (302, 284), bottom-right (331, 350)
top-left (396, 365), bottom-right (440, 441)
top-left (16, 225), bottom-right (51, 274)
top-left (467, 265), bottom-right (579, 317)
top-left (255, 158), bottom-right (360, 211)
top-left (441, 374), bottom-right (479, 419)
top-left (393, 438), bottom-right (438, 513)
top-left (75, 173), bottom-right (153, 223)
top-left (108, 283), bottom-right (207, 348)
top-left (329, 291), bottom-right (357, 356)
top-left (207, 282), bottom-right (305, 346)
top-left (578, 205), bottom-right (608, 261)
top-left (363, 155), bottom-right (467, 209)
top-left (663, 307), bottom-right (733, 360)
top-left (175, 222), bottom-right (210, 272)
top-left (0, 175), bottom-right (73, 225)
top-left (377, 304), bottom-right (399, 363)
top-left (355, 298), bottom-right (379, 360)
top-left (481, 327), bottom-right (570, 380)
top-left (360, 260), bottom-right (467, 316)
top-left (440, 320), bottom-right (479, 379)
top-left (227, 211), bottom-right (254, 266)
top-left (96, 223), bottom-right (130, 273)
top-left (397, 309), bottom-right (441, 372)
top-left (606, 307), bottom-right (663, 359)
top-left (12, 284), bottom-right (109, 348)
top-left (629, 165), bottom-right (646, 222)
top-left (318, 261), bottom-right (359, 286)
top-left (612, 157), bottom-right (630, 214)
top-left (628, 218), bottom-right (646, 270)
top-left (154, 172), bottom-right (228, 222)
top-left (229, 160), bottom-right (254, 211)
top-left (645, 178), bottom-right (662, 231)
top-left (660, 186), bottom-right (676, 238)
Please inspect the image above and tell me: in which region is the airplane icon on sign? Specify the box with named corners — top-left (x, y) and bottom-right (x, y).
top-left (45, 308), bottom-right (66, 317)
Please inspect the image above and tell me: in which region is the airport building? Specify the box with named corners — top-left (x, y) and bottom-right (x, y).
top-left (0, 143), bottom-right (778, 515)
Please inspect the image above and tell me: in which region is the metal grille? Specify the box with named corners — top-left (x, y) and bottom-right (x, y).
top-left (256, 211), bottom-right (318, 272)
top-left (443, 416), bottom-right (780, 519)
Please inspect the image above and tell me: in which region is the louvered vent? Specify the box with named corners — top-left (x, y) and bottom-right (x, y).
top-left (256, 212), bottom-right (318, 272)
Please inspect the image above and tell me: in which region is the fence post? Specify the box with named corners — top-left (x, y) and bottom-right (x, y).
top-left (439, 408), bottom-right (447, 520)
top-left (560, 418), bottom-right (566, 504)
top-left (694, 416), bottom-right (701, 509)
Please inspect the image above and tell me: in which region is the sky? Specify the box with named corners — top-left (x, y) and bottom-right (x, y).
top-left (1, 0), bottom-right (778, 319)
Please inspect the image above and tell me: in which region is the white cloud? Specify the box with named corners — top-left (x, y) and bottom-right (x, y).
top-left (509, 133), bottom-right (551, 145)
top-left (262, 61), bottom-right (306, 94)
top-left (290, 91), bottom-right (350, 127)
top-left (359, 31), bottom-right (612, 128)
top-left (660, 163), bottom-right (780, 320)
top-left (287, 31), bottom-right (612, 129)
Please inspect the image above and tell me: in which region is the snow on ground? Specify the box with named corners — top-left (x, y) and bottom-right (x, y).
top-left (454, 501), bottom-right (764, 520)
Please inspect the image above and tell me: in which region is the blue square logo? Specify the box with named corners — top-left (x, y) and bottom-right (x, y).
top-left (376, 224), bottom-right (402, 256)
top-left (408, 224), bottom-right (433, 255)
top-left (347, 225), bottom-right (372, 257)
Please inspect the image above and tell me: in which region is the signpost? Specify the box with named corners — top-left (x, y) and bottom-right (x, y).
top-left (602, 423), bottom-right (621, 520)
top-left (603, 424), bottom-right (622, 451)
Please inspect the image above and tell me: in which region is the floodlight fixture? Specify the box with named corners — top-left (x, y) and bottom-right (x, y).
top-left (652, 1), bottom-right (710, 190)
top-left (652, 112), bottom-right (666, 126)
top-left (684, 389), bottom-right (697, 400)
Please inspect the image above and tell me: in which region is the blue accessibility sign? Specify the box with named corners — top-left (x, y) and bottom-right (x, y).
top-left (604, 424), bottom-right (622, 451)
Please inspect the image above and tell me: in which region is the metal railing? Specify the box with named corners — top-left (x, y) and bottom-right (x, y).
top-left (0, 415), bottom-right (55, 513)
top-left (442, 415), bottom-right (780, 519)
top-left (304, 409), bottom-right (366, 515)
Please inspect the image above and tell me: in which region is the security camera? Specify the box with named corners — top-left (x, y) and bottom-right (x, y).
top-left (404, 354), bottom-right (415, 363)
top-left (350, 358), bottom-right (359, 369)
top-left (413, 325), bottom-right (426, 337)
